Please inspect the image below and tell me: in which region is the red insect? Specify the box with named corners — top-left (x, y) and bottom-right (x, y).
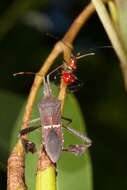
top-left (60, 53), bottom-right (94, 90)
top-left (62, 56), bottom-right (77, 85)
top-left (46, 33), bottom-right (111, 88)
top-left (61, 45), bottom-right (112, 88)
top-left (13, 52), bottom-right (94, 91)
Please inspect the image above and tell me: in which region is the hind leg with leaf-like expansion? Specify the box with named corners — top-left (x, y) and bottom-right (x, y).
top-left (19, 125), bottom-right (42, 153)
top-left (62, 125), bottom-right (92, 156)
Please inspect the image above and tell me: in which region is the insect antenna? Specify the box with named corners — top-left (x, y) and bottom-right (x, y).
top-left (47, 64), bottom-right (64, 77)
top-left (13, 61), bottom-right (65, 79)
top-left (13, 72), bottom-right (43, 77)
top-left (76, 45), bottom-right (112, 57)
top-left (45, 32), bottom-right (73, 50)
top-left (45, 33), bottom-right (59, 41)
top-left (76, 52), bottom-right (95, 60)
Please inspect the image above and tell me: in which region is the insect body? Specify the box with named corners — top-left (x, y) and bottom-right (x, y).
top-left (61, 46), bottom-right (111, 88)
top-left (62, 56), bottom-right (77, 86)
top-left (38, 83), bottom-right (63, 162)
top-left (55, 53), bottom-right (94, 91)
top-left (19, 75), bottom-right (92, 163)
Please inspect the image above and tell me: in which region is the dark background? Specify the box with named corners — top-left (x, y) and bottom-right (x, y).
top-left (0, 0), bottom-right (127, 189)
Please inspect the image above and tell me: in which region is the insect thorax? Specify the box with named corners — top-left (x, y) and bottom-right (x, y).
top-left (38, 96), bottom-right (61, 126)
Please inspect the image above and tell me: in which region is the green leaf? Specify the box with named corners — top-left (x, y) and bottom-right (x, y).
top-left (0, 90), bottom-right (25, 170)
top-left (9, 84), bottom-right (93, 190)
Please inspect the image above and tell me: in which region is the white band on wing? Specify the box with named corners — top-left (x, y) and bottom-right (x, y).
top-left (44, 124), bottom-right (61, 129)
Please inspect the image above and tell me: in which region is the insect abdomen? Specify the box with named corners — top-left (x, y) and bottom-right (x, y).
top-left (44, 127), bottom-right (63, 163)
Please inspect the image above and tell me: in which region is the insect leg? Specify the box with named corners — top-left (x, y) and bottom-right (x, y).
top-left (19, 125), bottom-right (42, 153)
top-left (68, 78), bottom-right (84, 92)
top-left (22, 117), bottom-right (41, 125)
top-left (62, 125), bottom-right (92, 156)
top-left (62, 116), bottom-right (72, 125)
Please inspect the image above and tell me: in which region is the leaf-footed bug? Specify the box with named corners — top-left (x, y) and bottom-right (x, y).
top-left (17, 73), bottom-right (92, 163)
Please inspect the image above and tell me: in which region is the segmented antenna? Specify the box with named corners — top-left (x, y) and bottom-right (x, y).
top-left (13, 72), bottom-right (43, 77)
top-left (76, 52), bottom-right (95, 60)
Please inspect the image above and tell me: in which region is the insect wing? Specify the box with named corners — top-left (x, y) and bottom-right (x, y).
top-left (44, 127), bottom-right (62, 163)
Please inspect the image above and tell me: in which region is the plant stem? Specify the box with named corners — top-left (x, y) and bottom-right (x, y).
top-left (92, 0), bottom-right (127, 89)
top-left (36, 167), bottom-right (56, 190)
